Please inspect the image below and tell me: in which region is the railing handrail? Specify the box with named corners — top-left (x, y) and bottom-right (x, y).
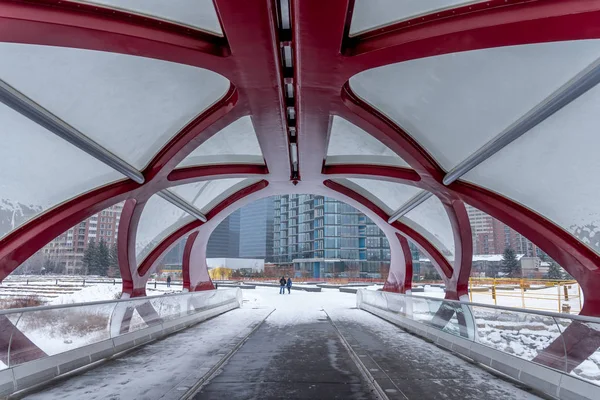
top-left (371, 290), bottom-right (600, 324)
top-left (0, 288), bottom-right (235, 316)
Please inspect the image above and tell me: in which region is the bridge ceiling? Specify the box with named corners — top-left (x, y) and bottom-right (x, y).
top-left (1, 0), bottom-right (600, 312)
top-left (348, 40), bottom-right (600, 171)
top-left (177, 116), bottom-right (265, 168)
top-left (325, 116), bottom-right (410, 168)
top-left (400, 196), bottom-right (455, 261)
top-left (349, 0), bottom-right (474, 36)
top-left (336, 178), bottom-right (421, 216)
top-left (72, 0), bottom-right (223, 34)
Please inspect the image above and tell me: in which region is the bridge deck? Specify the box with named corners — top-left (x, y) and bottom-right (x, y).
top-left (24, 289), bottom-right (543, 400)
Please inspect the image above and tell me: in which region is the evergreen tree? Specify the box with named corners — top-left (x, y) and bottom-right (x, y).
top-left (424, 270), bottom-right (441, 281)
top-left (501, 247), bottom-right (521, 277)
top-left (97, 240), bottom-right (110, 276)
top-left (109, 244), bottom-right (120, 278)
top-left (82, 241), bottom-right (97, 275)
top-left (562, 269), bottom-right (574, 281)
top-left (546, 262), bottom-right (563, 280)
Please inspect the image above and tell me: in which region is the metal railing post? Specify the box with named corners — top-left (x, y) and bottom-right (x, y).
top-left (469, 278), bottom-right (473, 302)
top-left (557, 284), bottom-right (562, 313)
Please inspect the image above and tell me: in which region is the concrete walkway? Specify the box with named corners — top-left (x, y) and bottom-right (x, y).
top-left (327, 307), bottom-right (544, 399)
top-left (193, 317), bottom-right (376, 399)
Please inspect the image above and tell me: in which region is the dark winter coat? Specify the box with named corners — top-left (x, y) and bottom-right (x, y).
top-left (279, 278), bottom-right (286, 286)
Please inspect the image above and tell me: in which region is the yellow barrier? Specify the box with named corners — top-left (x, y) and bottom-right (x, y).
top-left (468, 277), bottom-right (582, 314)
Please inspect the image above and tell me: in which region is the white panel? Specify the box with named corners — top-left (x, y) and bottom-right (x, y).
top-left (76, 0), bottom-right (222, 34)
top-left (326, 116), bottom-right (409, 167)
top-left (136, 195), bottom-right (194, 264)
top-left (401, 195), bottom-right (455, 258)
top-left (464, 83), bottom-right (600, 255)
top-left (0, 43), bottom-right (230, 169)
top-left (350, 0), bottom-right (474, 36)
top-left (177, 116), bottom-right (264, 168)
top-left (349, 41), bottom-right (600, 171)
top-left (346, 178), bottom-right (421, 214)
top-left (170, 178), bottom-right (256, 213)
top-left (0, 103), bottom-right (124, 239)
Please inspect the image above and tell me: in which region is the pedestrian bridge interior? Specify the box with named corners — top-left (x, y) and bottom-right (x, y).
top-left (1, 0), bottom-right (600, 399)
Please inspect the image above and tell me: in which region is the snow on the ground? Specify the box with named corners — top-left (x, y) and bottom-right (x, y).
top-left (49, 284), bottom-right (122, 305)
top-left (237, 286), bottom-right (356, 327)
top-left (24, 307), bottom-right (272, 400)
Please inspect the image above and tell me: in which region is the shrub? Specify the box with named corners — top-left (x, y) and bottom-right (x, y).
top-left (0, 296), bottom-right (44, 310)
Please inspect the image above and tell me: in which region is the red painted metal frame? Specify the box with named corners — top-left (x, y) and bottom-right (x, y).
top-left (383, 234), bottom-right (413, 294)
top-left (0, 0), bottom-right (598, 324)
top-left (182, 231), bottom-right (200, 292)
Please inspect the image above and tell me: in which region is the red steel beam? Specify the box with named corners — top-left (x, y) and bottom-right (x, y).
top-left (383, 234), bottom-right (413, 294)
top-left (168, 164), bottom-right (269, 186)
top-left (0, 0), bottom-right (231, 71)
top-left (182, 231), bottom-right (200, 292)
top-left (322, 164), bottom-right (421, 184)
top-left (118, 198), bottom-right (146, 298)
top-left (343, 0), bottom-right (600, 75)
top-left (214, 0), bottom-right (291, 181)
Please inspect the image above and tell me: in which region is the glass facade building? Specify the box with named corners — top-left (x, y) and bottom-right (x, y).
top-left (272, 194), bottom-right (391, 278)
top-left (239, 197), bottom-right (274, 259)
top-left (206, 209), bottom-right (241, 258)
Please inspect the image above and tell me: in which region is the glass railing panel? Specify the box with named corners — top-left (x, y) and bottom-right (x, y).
top-left (0, 289), bottom-right (240, 370)
top-left (471, 305), bottom-right (566, 369)
top-left (554, 317), bottom-right (600, 385)
top-left (360, 290), bottom-right (389, 310)
top-left (430, 300), bottom-right (475, 339)
top-left (12, 303), bottom-right (116, 366)
top-left (0, 313), bottom-right (22, 369)
top-left (412, 296), bottom-right (442, 324)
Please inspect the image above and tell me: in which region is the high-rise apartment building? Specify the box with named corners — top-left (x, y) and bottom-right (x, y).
top-left (42, 203), bottom-right (123, 274)
top-left (272, 194), bottom-right (391, 278)
top-left (466, 205), bottom-right (538, 256)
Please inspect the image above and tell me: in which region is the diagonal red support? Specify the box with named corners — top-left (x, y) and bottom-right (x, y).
top-left (0, 0), bottom-right (231, 70)
top-left (343, 0), bottom-right (600, 74)
top-left (118, 198), bottom-right (146, 298)
top-left (383, 234), bottom-right (413, 294)
top-left (182, 231), bottom-right (201, 292)
top-left (168, 164), bottom-right (269, 186)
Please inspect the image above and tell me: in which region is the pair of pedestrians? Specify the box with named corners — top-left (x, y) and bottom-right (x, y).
top-left (279, 276), bottom-right (292, 294)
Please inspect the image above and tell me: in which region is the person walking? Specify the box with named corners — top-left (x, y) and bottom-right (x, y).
top-left (167, 275), bottom-right (171, 288)
top-left (286, 277), bottom-right (292, 294)
top-left (279, 276), bottom-right (286, 294)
